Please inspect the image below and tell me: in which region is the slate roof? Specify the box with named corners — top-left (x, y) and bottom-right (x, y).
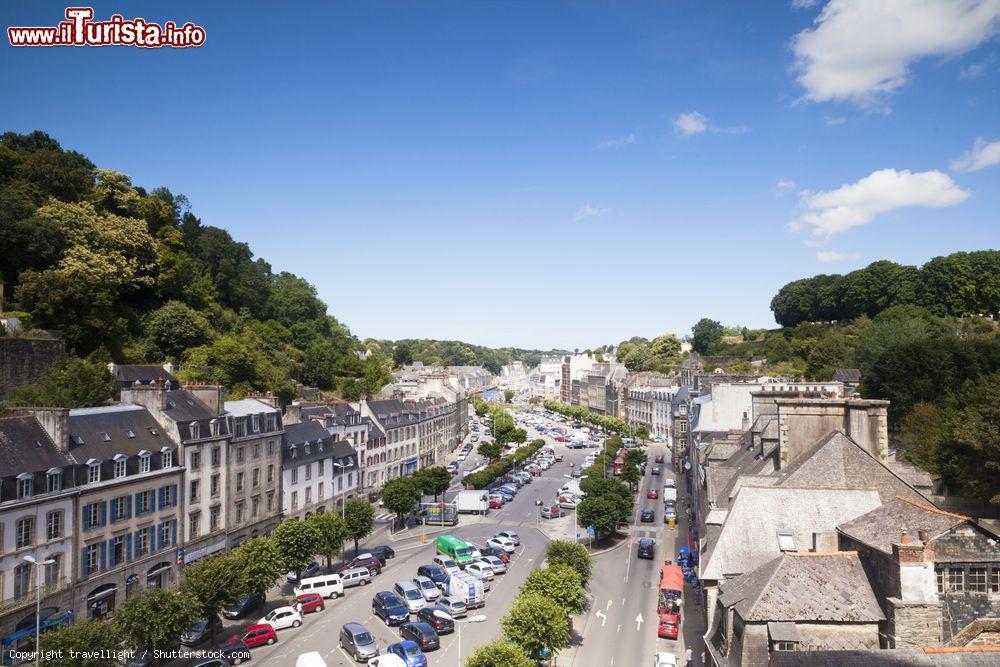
top-left (772, 649), bottom-right (1000, 666)
top-left (0, 416), bottom-right (70, 477)
top-left (67, 405), bottom-right (171, 461)
top-left (885, 460), bottom-right (935, 490)
top-left (832, 368), bottom-right (862, 383)
top-left (701, 486), bottom-right (882, 580)
top-left (837, 497), bottom-right (969, 555)
top-left (225, 398), bottom-right (279, 416)
top-left (717, 552), bottom-right (884, 622)
top-left (771, 431), bottom-right (929, 504)
top-left (282, 421), bottom-right (336, 468)
top-left (161, 389), bottom-right (217, 422)
top-left (115, 364), bottom-right (179, 387)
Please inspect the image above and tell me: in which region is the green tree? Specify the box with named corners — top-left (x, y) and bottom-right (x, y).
top-left (381, 477), bottom-right (423, 527)
top-left (233, 537), bottom-right (281, 604)
top-left (179, 554), bottom-right (243, 642)
top-left (144, 300), bottom-right (212, 359)
top-left (504, 388), bottom-right (515, 402)
top-left (691, 318), bottom-right (724, 354)
top-left (361, 354), bottom-right (393, 396)
top-left (621, 463), bottom-right (641, 491)
top-left (478, 441), bottom-right (502, 461)
top-left (307, 512), bottom-right (349, 572)
top-left (577, 494), bottom-right (627, 539)
top-left (271, 518), bottom-right (320, 580)
top-left (465, 640), bottom-right (532, 667)
top-left (39, 620), bottom-right (123, 667)
top-left (501, 592), bottom-right (571, 660)
top-left (897, 402), bottom-right (945, 473)
top-left (634, 426), bottom-right (650, 441)
top-left (545, 540), bottom-right (593, 586)
top-left (622, 343), bottom-right (651, 371)
top-left (855, 304), bottom-right (950, 372)
top-left (763, 333), bottom-right (792, 364)
top-left (302, 339), bottom-right (339, 389)
top-left (520, 564), bottom-right (586, 614)
top-left (343, 498), bottom-right (375, 555)
top-left (938, 372), bottom-right (1000, 504)
top-left (115, 588), bottom-right (202, 661)
top-left (414, 466), bottom-right (452, 501)
top-left (650, 333), bottom-right (682, 359)
top-left (9, 355), bottom-right (115, 407)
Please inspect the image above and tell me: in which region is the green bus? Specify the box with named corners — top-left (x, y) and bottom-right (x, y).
top-left (436, 535), bottom-right (475, 566)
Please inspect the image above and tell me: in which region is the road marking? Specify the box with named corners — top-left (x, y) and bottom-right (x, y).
top-left (616, 623), bottom-right (621, 633)
top-left (606, 599), bottom-right (612, 611)
top-left (635, 612), bottom-right (644, 631)
top-left (595, 610), bottom-right (607, 626)
top-left (624, 541), bottom-right (633, 583)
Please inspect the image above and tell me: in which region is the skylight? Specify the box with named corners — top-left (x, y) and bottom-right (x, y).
top-left (777, 532), bottom-right (796, 552)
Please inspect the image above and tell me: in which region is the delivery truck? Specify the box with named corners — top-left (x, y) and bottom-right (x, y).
top-left (662, 486), bottom-right (677, 503)
top-left (455, 490), bottom-right (489, 514)
top-left (445, 571), bottom-right (485, 609)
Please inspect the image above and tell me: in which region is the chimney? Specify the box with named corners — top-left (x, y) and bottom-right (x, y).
top-left (28, 406), bottom-right (70, 453)
top-left (918, 530), bottom-right (929, 544)
top-left (741, 411), bottom-right (750, 432)
top-left (812, 531), bottom-right (839, 553)
top-left (186, 383), bottom-right (224, 416)
top-left (901, 529), bottom-right (909, 544)
top-left (162, 361), bottom-right (174, 375)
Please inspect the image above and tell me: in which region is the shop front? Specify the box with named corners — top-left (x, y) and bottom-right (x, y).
top-left (1, 609), bottom-right (73, 665)
top-left (146, 562), bottom-right (173, 589)
top-left (86, 583), bottom-right (117, 619)
top-left (402, 457), bottom-right (418, 476)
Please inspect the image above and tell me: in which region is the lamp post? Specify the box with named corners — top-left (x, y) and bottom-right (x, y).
top-left (22, 555), bottom-right (55, 667)
top-left (435, 611), bottom-right (486, 666)
top-left (332, 461), bottom-right (346, 519)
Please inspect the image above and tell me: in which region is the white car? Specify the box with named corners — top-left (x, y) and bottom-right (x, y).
top-left (258, 606), bottom-right (303, 630)
top-left (653, 652), bottom-right (678, 667)
top-left (495, 530), bottom-right (520, 545)
top-left (558, 494), bottom-right (581, 509)
top-left (465, 561), bottom-right (495, 581)
top-left (412, 575), bottom-right (441, 601)
top-left (433, 555), bottom-right (460, 576)
top-left (476, 555), bottom-right (507, 574)
top-left (488, 536), bottom-right (516, 553)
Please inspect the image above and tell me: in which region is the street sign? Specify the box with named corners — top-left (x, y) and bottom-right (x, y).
top-left (586, 525), bottom-right (595, 536)
top-left (575, 533), bottom-right (580, 539)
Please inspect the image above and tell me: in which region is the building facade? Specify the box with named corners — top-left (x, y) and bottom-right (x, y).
top-left (224, 396), bottom-right (284, 545)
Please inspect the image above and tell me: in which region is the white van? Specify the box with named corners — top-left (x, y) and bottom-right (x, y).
top-left (294, 574), bottom-right (343, 599)
top-left (296, 652), bottom-right (328, 667)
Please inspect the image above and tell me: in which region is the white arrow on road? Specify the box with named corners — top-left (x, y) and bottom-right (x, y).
top-left (595, 610), bottom-right (607, 627)
top-left (606, 599), bottom-right (613, 611)
top-left (635, 613), bottom-right (644, 631)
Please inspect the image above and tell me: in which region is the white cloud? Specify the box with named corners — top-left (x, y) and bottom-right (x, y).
top-left (574, 203), bottom-right (611, 221)
top-left (789, 168), bottom-right (971, 238)
top-left (824, 115), bottom-right (847, 126)
top-left (673, 112), bottom-right (746, 137)
top-left (951, 138), bottom-right (1000, 172)
top-left (791, 0), bottom-right (1000, 107)
top-left (597, 133), bottom-right (636, 149)
top-left (960, 61), bottom-right (988, 78)
top-left (777, 179), bottom-right (797, 190)
top-left (791, 0), bottom-right (819, 8)
top-left (816, 250), bottom-right (861, 262)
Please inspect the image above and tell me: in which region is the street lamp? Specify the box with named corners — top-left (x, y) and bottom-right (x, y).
top-left (332, 461), bottom-right (346, 519)
top-left (22, 555), bottom-right (55, 667)
top-left (435, 610), bottom-right (486, 666)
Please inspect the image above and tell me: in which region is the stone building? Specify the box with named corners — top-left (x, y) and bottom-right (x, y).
top-left (281, 422), bottom-right (356, 520)
top-left (108, 363), bottom-right (179, 393)
top-left (223, 396), bottom-right (284, 545)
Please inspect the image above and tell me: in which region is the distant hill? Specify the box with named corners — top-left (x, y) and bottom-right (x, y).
top-left (365, 338), bottom-right (567, 374)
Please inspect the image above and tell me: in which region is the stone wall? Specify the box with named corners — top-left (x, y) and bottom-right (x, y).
top-left (934, 524), bottom-right (1000, 641)
top-left (887, 598), bottom-right (943, 647)
top-left (0, 337), bottom-right (65, 398)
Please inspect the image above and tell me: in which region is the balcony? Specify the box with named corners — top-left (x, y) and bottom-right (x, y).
top-left (0, 577), bottom-right (72, 614)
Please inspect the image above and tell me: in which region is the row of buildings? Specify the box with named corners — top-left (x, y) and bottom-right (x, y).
top-left (0, 362), bottom-right (486, 661)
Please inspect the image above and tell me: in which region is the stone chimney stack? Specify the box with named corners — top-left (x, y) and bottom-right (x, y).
top-left (162, 361), bottom-right (174, 375)
top-left (186, 383), bottom-right (224, 416)
top-left (28, 406), bottom-right (70, 453)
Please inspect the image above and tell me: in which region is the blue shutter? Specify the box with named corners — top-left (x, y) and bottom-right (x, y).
top-left (134, 492), bottom-right (142, 516)
top-left (125, 495), bottom-right (132, 519)
top-left (170, 484), bottom-right (178, 507)
top-left (125, 533), bottom-right (133, 562)
top-left (156, 523), bottom-right (164, 552)
top-left (81, 547), bottom-right (90, 577)
top-left (170, 518), bottom-right (178, 546)
top-left (83, 505), bottom-right (91, 531)
top-left (109, 498), bottom-right (118, 524)
top-left (158, 487), bottom-right (166, 510)
top-left (98, 542), bottom-right (107, 572)
top-left (99, 502), bottom-right (107, 527)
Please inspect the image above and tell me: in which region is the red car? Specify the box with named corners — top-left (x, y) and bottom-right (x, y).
top-left (340, 556), bottom-right (382, 576)
top-left (489, 497), bottom-right (503, 509)
top-left (554, 435), bottom-right (569, 442)
top-left (294, 593), bottom-right (325, 614)
top-left (657, 612), bottom-right (679, 639)
top-left (655, 455), bottom-right (665, 464)
top-left (647, 489), bottom-right (659, 499)
top-left (241, 624), bottom-right (278, 648)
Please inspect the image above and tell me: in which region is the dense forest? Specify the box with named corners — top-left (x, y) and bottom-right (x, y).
top-left (366, 338), bottom-right (566, 374)
top-left (0, 131), bottom-right (393, 403)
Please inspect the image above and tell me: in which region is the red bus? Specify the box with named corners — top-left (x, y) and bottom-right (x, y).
top-left (613, 456), bottom-right (625, 476)
top-left (657, 564), bottom-right (683, 615)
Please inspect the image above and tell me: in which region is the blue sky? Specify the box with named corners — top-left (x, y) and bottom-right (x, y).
top-left (3, 1), bottom-right (998, 349)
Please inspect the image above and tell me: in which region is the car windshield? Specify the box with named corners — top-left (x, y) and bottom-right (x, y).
top-left (191, 619), bottom-right (208, 632)
top-left (455, 547), bottom-right (473, 558)
top-left (419, 580), bottom-right (435, 589)
top-left (405, 589), bottom-right (421, 600)
top-left (356, 632), bottom-right (374, 645)
top-left (404, 645), bottom-right (421, 657)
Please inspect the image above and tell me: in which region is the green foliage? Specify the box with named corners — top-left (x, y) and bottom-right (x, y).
top-left (180, 553), bottom-right (243, 628)
top-left (478, 441), bottom-right (501, 461)
top-left (370, 338), bottom-right (561, 374)
top-left (692, 318), bottom-right (724, 354)
top-left (343, 499), bottom-right (375, 555)
top-left (39, 620), bottom-right (123, 667)
top-left (9, 354), bottom-right (115, 407)
top-left (520, 564), bottom-right (586, 614)
top-left (414, 466), bottom-right (452, 501)
top-left (545, 540), bottom-right (593, 586)
top-left (621, 463), bottom-right (641, 489)
top-left (381, 477), bottom-right (424, 520)
top-left (465, 640), bottom-right (533, 667)
top-left (474, 399), bottom-right (489, 416)
top-left (937, 372), bottom-right (1000, 504)
top-left (897, 402), bottom-right (945, 473)
top-left (504, 388), bottom-right (515, 402)
top-left (307, 512), bottom-right (349, 571)
top-left (501, 592), bottom-right (571, 660)
top-left (144, 300), bottom-right (212, 359)
top-left (634, 426), bottom-right (651, 441)
top-left (462, 441), bottom-right (544, 489)
top-left (233, 536), bottom-right (281, 599)
top-left (114, 588), bottom-right (202, 655)
top-left (577, 494), bottom-right (629, 539)
top-left (544, 400), bottom-right (628, 434)
top-left (854, 305), bottom-right (951, 372)
top-left (271, 518), bottom-right (320, 578)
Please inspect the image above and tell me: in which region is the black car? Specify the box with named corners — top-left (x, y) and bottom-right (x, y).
top-left (417, 564), bottom-right (449, 589)
top-left (637, 538), bottom-right (655, 560)
top-left (640, 508), bottom-right (655, 523)
top-left (399, 621), bottom-right (440, 651)
top-left (371, 545), bottom-right (396, 561)
top-left (223, 594), bottom-right (263, 620)
top-left (416, 606), bottom-right (455, 634)
top-left (216, 636), bottom-right (251, 665)
top-left (180, 616), bottom-right (223, 646)
top-left (651, 466), bottom-right (661, 476)
top-left (373, 591), bottom-right (410, 626)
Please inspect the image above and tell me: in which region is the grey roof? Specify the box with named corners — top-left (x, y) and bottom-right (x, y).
top-left (772, 649), bottom-right (1000, 666)
top-left (283, 421), bottom-right (330, 447)
top-left (67, 405), bottom-right (171, 461)
top-left (707, 442), bottom-right (741, 461)
top-left (0, 416), bottom-right (70, 477)
top-left (767, 621), bottom-right (800, 643)
top-left (115, 365), bottom-right (178, 386)
top-left (718, 552), bottom-right (884, 622)
top-left (884, 460), bottom-right (935, 490)
top-left (701, 486), bottom-right (882, 580)
top-left (832, 368), bottom-right (862, 383)
top-left (671, 386), bottom-right (690, 406)
top-left (161, 389), bottom-right (217, 422)
top-left (225, 398), bottom-right (279, 416)
top-left (282, 421), bottom-right (336, 468)
top-left (837, 497), bottom-right (969, 556)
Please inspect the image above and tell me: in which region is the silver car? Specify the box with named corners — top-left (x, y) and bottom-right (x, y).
top-left (412, 575), bottom-right (441, 601)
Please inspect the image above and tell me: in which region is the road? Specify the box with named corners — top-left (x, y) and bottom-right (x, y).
top-left (196, 411), bottom-right (598, 666)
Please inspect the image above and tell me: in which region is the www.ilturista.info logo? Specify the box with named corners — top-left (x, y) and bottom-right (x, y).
top-left (8, 7), bottom-right (206, 48)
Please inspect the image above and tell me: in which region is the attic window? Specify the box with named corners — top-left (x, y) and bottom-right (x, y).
top-left (99, 432), bottom-right (111, 442)
top-left (776, 532), bottom-right (797, 552)
top-left (125, 430), bottom-right (136, 439)
top-left (71, 435), bottom-right (85, 446)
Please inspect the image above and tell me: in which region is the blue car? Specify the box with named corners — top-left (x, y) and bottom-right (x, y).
top-left (373, 591), bottom-right (410, 626)
top-left (387, 640), bottom-right (427, 667)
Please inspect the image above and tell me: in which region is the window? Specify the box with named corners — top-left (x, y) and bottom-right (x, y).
top-left (115, 458), bottom-right (127, 479)
top-left (252, 443), bottom-right (260, 459)
top-left (190, 480), bottom-right (200, 502)
top-left (86, 503), bottom-right (101, 528)
top-left (290, 445), bottom-right (297, 459)
top-left (85, 544), bottom-right (99, 575)
top-left (139, 454), bottom-right (151, 474)
top-left (991, 569), bottom-right (1000, 594)
top-left (236, 472), bottom-right (245, 492)
top-left (47, 470), bottom-right (62, 493)
top-left (236, 447), bottom-right (245, 463)
top-left (948, 568), bottom-right (964, 592)
top-left (17, 475), bottom-right (33, 498)
top-left (318, 482), bottom-right (325, 501)
top-left (936, 568), bottom-right (945, 594)
top-left (211, 474), bottom-right (220, 497)
top-left (679, 421), bottom-right (687, 433)
top-left (14, 564), bottom-right (31, 598)
top-left (162, 485), bottom-right (175, 507)
top-left (190, 422), bottom-right (200, 439)
top-left (16, 517), bottom-right (34, 549)
top-left (305, 464), bottom-right (312, 481)
top-left (267, 414), bottom-right (276, 431)
top-left (969, 568), bottom-right (987, 593)
top-left (251, 496), bottom-right (259, 517)
top-left (159, 522), bottom-right (171, 547)
top-left (88, 462), bottom-right (101, 484)
top-left (211, 447), bottom-right (221, 466)
top-left (777, 532), bottom-right (796, 552)
top-left (210, 419), bottom-right (220, 437)
top-left (267, 465), bottom-right (274, 483)
top-left (44, 556), bottom-right (60, 586)
top-left (236, 420), bottom-right (247, 438)
top-left (305, 487), bottom-right (312, 504)
top-left (267, 441), bottom-right (275, 456)
top-left (112, 536), bottom-right (125, 566)
top-left (235, 502), bottom-right (244, 524)
top-left (162, 449), bottom-right (173, 468)
top-left (190, 450), bottom-right (200, 469)
top-left (189, 513), bottom-right (201, 539)
top-left (252, 468), bottom-right (260, 487)
top-left (136, 491), bottom-right (150, 515)
top-left (99, 432), bottom-right (111, 442)
top-left (773, 642), bottom-right (796, 651)
top-left (125, 429), bottom-right (135, 439)
top-left (252, 414), bottom-right (260, 432)
top-left (291, 491), bottom-right (298, 509)
top-left (135, 528), bottom-right (148, 556)
top-left (209, 506), bottom-right (220, 531)
top-left (267, 492), bottom-right (274, 512)
top-left (113, 496), bottom-right (127, 521)
top-left (317, 459), bottom-right (325, 476)
top-left (46, 511), bottom-right (62, 540)
top-left (291, 468), bottom-right (298, 485)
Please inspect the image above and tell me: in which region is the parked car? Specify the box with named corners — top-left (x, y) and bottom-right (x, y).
top-left (640, 508), bottom-right (655, 523)
top-left (399, 621), bottom-right (440, 651)
top-left (647, 489), bottom-right (659, 499)
top-left (664, 478), bottom-right (675, 488)
top-left (541, 504), bottom-right (563, 519)
top-left (340, 623), bottom-right (379, 663)
top-left (181, 616), bottom-right (223, 646)
top-left (294, 593), bottom-right (325, 614)
top-left (416, 606), bottom-right (455, 634)
top-left (394, 581), bottom-right (428, 612)
top-left (190, 659), bottom-right (229, 667)
top-left (412, 575), bottom-right (441, 601)
top-left (386, 640), bottom-right (427, 667)
top-left (465, 561), bottom-right (495, 583)
top-left (371, 545), bottom-right (396, 561)
top-left (473, 544), bottom-right (509, 563)
top-left (558, 494), bottom-right (581, 509)
top-left (356, 551), bottom-right (387, 567)
top-left (216, 636), bottom-right (251, 665)
top-left (487, 536), bottom-right (515, 553)
top-left (373, 591), bottom-right (410, 626)
top-left (340, 556), bottom-right (382, 577)
top-left (488, 496), bottom-right (503, 509)
top-left (651, 466), bottom-right (661, 476)
top-left (494, 530), bottom-right (520, 545)
top-left (416, 564), bottom-right (449, 589)
top-left (664, 508), bottom-right (678, 523)
top-left (657, 613), bottom-right (680, 640)
top-left (654, 454), bottom-right (664, 463)
top-left (654, 652), bottom-right (678, 667)
top-left (286, 560), bottom-right (320, 583)
top-left (340, 566), bottom-right (374, 588)
top-left (295, 574), bottom-right (344, 599)
top-left (432, 556), bottom-right (460, 576)
top-left (476, 555), bottom-right (507, 574)
top-left (437, 596), bottom-right (467, 619)
top-left (240, 624), bottom-right (277, 649)
top-left (637, 538), bottom-right (655, 560)
top-left (258, 606), bottom-right (303, 631)
top-left (224, 594), bottom-right (264, 620)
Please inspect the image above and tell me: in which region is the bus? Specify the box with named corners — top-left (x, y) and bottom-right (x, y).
top-left (436, 535), bottom-right (475, 567)
top-left (657, 564), bottom-right (684, 615)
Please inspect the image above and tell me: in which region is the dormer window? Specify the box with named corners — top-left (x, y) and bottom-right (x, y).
top-left (87, 461), bottom-right (101, 484)
top-left (777, 531), bottom-right (796, 552)
top-left (235, 420), bottom-right (247, 438)
top-left (190, 422), bottom-right (200, 439)
top-left (125, 429), bottom-right (136, 439)
top-left (304, 443), bottom-right (311, 455)
top-left (139, 452), bottom-right (151, 473)
top-left (70, 435), bottom-right (85, 446)
top-left (252, 415), bottom-right (260, 432)
top-left (267, 414), bottom-right (277, 431)
top-left (17, 473), bottom-right (33, 499)
top-left (114, 455), bottom-right (128, 479)
top-left (290, 445), bottom-right (297, 459)
top-left (47, 469), bottom-right (62, 493)
top-left (99, 432), bottom-right (111, 442)
top-left (210, 419), bottom-right (220, 437)
top-left (161, 447), bottom-right (174, 468)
